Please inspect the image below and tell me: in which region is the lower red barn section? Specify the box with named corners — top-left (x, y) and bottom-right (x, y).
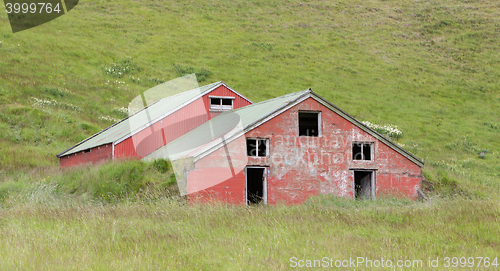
top-left (59, 144), bottom-right (113, 168)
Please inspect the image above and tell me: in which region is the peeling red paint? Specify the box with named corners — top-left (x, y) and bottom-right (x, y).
top-left (186, 97), bottom-right (422, 204)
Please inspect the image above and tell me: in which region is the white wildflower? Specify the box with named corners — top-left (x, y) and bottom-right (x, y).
top-left (99, 116), bottom-right (120, 122)
top-left (116, 107), bottom-right (131, 114)
top-left (362, 121), bottom-right (403, 139)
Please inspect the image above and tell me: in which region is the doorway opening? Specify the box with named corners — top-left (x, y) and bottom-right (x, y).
top-left (354, 171), bottom-right (374, 199)
top-left (246, 167), bottom-right (266, 205)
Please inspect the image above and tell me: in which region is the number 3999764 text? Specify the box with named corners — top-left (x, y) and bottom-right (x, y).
top-left (5, 2), bottom-right (62, 14)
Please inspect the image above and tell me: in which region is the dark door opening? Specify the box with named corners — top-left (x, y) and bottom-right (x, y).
top-left (354, 171), bottom-right (374, 199)
top-left (246, 168), bottom-right (266, 204)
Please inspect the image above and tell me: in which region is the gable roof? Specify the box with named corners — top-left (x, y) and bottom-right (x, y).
top-left (144, 90), bottom-right (310, 161)
top-left (57, 81), bottom-right (252, 158)
top-left (145, 89), bottom-right (424, 167)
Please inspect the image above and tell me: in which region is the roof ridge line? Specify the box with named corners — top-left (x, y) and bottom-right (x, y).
top-left (153, 81), bottom-right (221, 103)
top-left (188, 90), bottom-right (312, 161)
top-left (224, 89), bottom-right (310, 113)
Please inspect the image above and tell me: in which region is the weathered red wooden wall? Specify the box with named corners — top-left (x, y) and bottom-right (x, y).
top-left (59, 84), bottom-right (251, 167)
top-left (186, 97), bottom-right (422, 204)
top-left (203, 85), bottom-right (251, 119)
top-left (114, 98), bottom-right (209, 159)
top-left (186, 135), bottom-right (249, 204)
top-left (114, 85), bottom-right (252, 159)
top-left (60, 144), bottom-right (113, 168)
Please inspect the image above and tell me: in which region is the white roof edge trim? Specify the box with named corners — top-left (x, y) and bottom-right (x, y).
top-left (113, 82), bottom-right (253, 145)
top-left (193, 90), bottom-right (423, 168)
top-left (309, 94), bottom-right (424, 167)
top-left (56, 121), bottom-right (126, 157)
top-left (193, 92), bottom-right (311, 162)
top-left (113, 82), bottom-right (223, 145)
top-left (220, 82), bottom-right (254, 104)
top-left (59, 83), bottom-right (252, 158)
top-left (56, 91), bottom-right (173, 157)
top-left (193, 131), bottom-right (246, 163)
top-left (209, 95), bottom-right (236, 99)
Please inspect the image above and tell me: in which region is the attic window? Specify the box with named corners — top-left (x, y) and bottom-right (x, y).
top-left (353, 142), bottom-right (373, 160)
top-left (210, 96), bottom-right (234, 111)
top-left (298, 111), bottom-right (320, 137)
top-left (246, 138), bottom-right (268, 157)
top-left (82, 149), bottom-right (91, 154)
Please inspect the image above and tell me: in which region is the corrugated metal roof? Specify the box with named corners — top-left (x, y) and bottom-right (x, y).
top-left (145, 89), bottom-right (424, 167)
top-left (57, 81), bottom-right (223, 157)
top-left (144, 89), bottom-right (311, 161)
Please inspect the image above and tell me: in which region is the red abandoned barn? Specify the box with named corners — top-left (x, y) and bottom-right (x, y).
top-left (146, 89), bottom-right (424, 204)
top-left (56, 81), bottom-right (253, 167)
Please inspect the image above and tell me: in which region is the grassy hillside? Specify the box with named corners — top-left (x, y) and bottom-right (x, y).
top-left (0, 0), bottom-right (499, 268)
top-left (0, 0), bottom-right (499, 196)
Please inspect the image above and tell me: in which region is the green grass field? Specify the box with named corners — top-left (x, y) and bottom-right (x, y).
top-left (0, 0), bottom-right (499, 269)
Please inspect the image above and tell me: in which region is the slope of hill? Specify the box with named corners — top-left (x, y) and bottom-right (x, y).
top-left (0, 0), bottom-right (499, 197)
top-left (1, 1), bottom-right (499, 269)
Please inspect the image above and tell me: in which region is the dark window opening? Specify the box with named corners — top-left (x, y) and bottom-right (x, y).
top-left (354, 171), bottom-right (373, 199)
top-left (257, 139), bottom-right (266, 156)
top-left (210, 98), bottom-right (220, 105)
top-left (298, 112), bottom-right (319, 137)
top-left (82, 149), bottom-right (91, 154)
top-left (210, 97), bottom-right (233, 110)
top-left (353, 143), bottom-right (361, 159)
top-left (363, 145), bottom-right (371, 160)
top-left (247, 168), bottom-right (265, 204)
top-left (246, 139), bottom-right (255, 156)
top-left (246, 138), bottom-right (268, 157)
top-left (353, 143), bottom-right (372, 160)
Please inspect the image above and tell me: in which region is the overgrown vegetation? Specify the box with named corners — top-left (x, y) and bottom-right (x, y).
top-left (0, 159), bottom-right (178, 205)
